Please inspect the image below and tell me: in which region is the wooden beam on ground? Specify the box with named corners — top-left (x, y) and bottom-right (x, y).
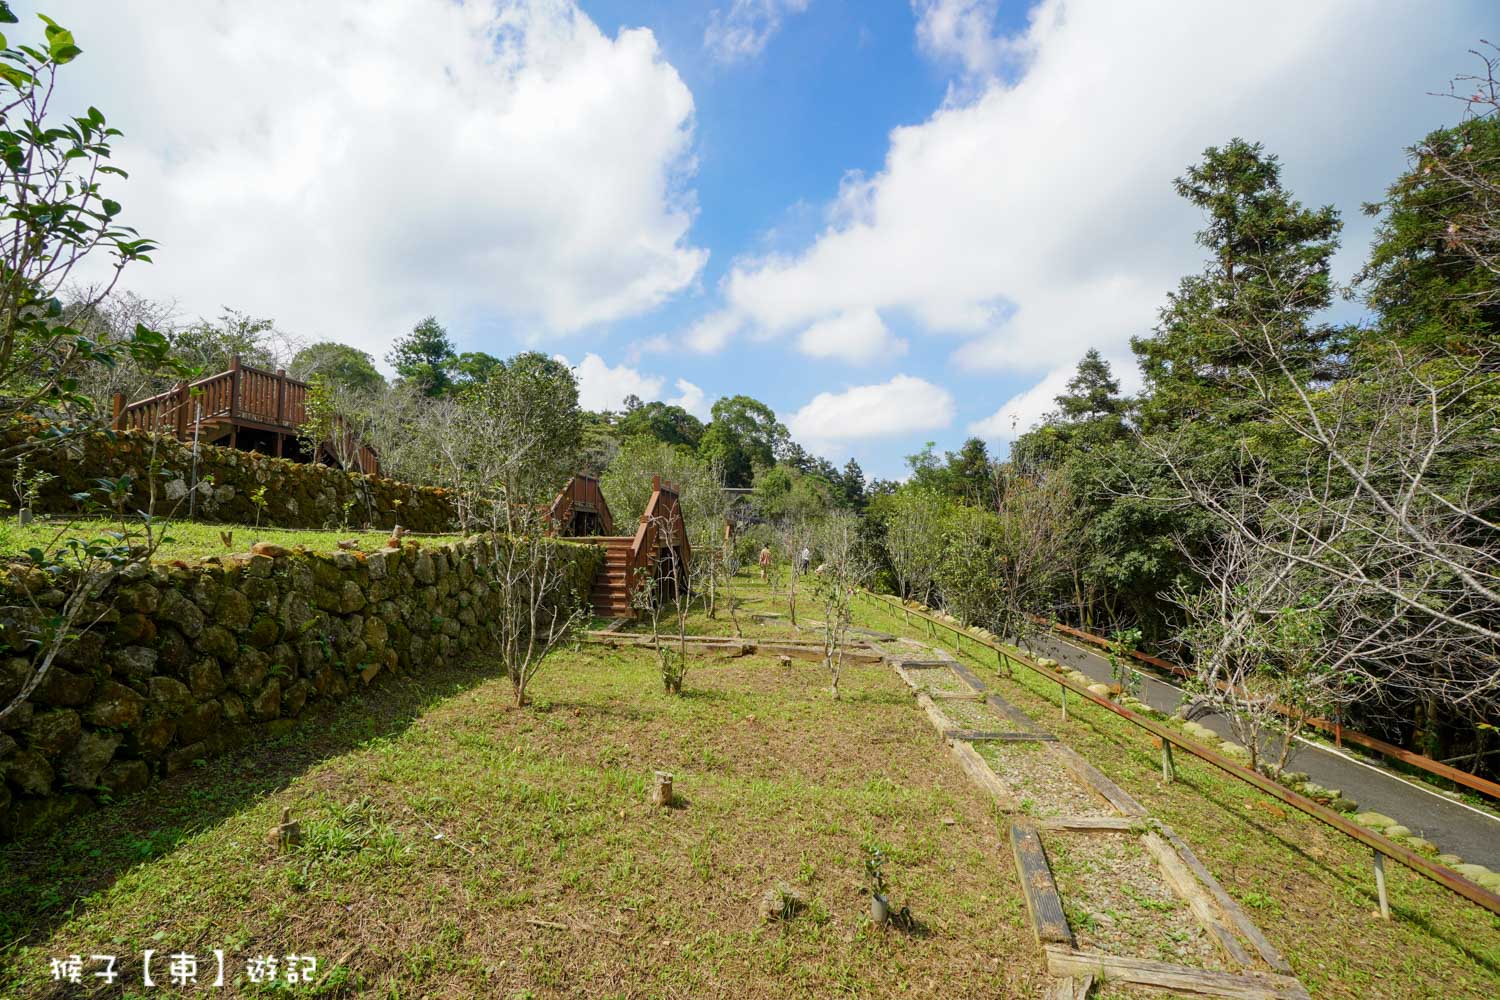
top-left (914, 691), bottom-right (956, 736)
top-left (950, 740), bottom-right (1016, 808)
top-left (1140, 832), bottom-right (1253, 970)
top-left (1011, 820), bottom-right (1073, 946)
top-left (943, 729), bottom-right (1058, 743)
top-left (1033, 816), bottom-right (1141, 832)
top-left (1047, 743), bottom-right (1148, 818)
top-left (1043, 946), bottom-right (1310, 1000)
top-left (1158, 826), bottom-right (1295, 975)
top-left (929, 691), bottom-right (986, 702)
top-left (1047, 975), bottom-right (1095, 1000)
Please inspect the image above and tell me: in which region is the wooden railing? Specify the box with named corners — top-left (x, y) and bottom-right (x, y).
top-left (112, 357), bottom-right (377, 473)
top-left (622, 477), bottom-right (691, 596)
top-left (113, 357), bottom-right (308, 436)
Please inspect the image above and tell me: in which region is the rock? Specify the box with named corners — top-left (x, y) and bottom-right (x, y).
top-left (38, 669), bottom-right (95, 707)
top-left (1453, 863), bottom-right (1493, 882)
top-left (220, 693), bottom-right (248, 725)
top-left (251, 542), bottom-right (290, 558)
top-left (187, 658), bottom-right (226, 699)
top-left (1436, 854), bottom-right (1464, 866)
top-left (215, 588), bottom-right (254, 630)
top-left (1086, 683), bottom-right (1111, 697)
top-left (4, 748), bottom-right (54, 795)
top-left (228, 650), bottom-right (270, 696)
top-left (58, 731), bottom-right (121, 788)
top-left (1478, 872), bottom-right (1500, 892)
top-left (1402, 836), bottom-right (1438, 856)
top-left (176, 701), bottom-right (222, 744)
top-left (1281, 772), bottom-right (1309, 785)
top-left (100, 759), bottom-right (150, 797)
top-left (1353, 812), bottom-right (1398, 830)
top-left (1328, 797), bottom-right (1357, 814)
top-left (116, 581), bottom-right (160, 614)
top-left (245, 554), bottom-right (274, 578)
top-left (194, 625), bottom-right (238, 662)
top-left (129, 715), bottom-right (175, 758)
top-left (113, 612), bottom-right (157, 645)
top-left (84, 681), bottom-right (146, 729)
top-left (25, 708), bottom-right (82, 755)
top-left (338, 580), bottom-right (367, 614)
top-left (246, 615), bottom-right (280, 649)
top-left (157, 588), bottom-right (205, 639)
top-left (148, 676), bottom-right (195, 717)
top-left (282, 679), bottom-right (312, 717)
top-left (250, 678), bottom-right (282, 721)
top-left (111, 645), bottom-right (159, 681)
top-left (1383, 824), bottom-right (1412, 839)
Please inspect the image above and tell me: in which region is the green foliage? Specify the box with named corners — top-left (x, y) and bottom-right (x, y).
top-left (386, 316), bottom-right (456, 397)
top-left (698, 394), bottom-right (787, 487)
top-left (617, 399), bottom-right (705, 450)
top-left (290, 341), bottom-right (385, 393)
top-left (0, 13), bottom-right (183, 426)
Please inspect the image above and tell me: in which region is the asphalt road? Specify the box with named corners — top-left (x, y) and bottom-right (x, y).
top-left (1026, 632), bottom-right (1500, 872)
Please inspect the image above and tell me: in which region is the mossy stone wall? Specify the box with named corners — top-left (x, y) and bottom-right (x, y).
top-left (0, 535), bottom-right (602, 840)
top-left (1, 418), bottom-right (456, 531)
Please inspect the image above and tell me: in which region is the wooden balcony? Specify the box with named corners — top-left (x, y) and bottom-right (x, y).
top-left (112, 356), bottom-right (379, 475)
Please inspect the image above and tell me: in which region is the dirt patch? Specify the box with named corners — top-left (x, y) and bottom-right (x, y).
top-left (1045, 830), bottom-right (1222, 970)
top-left (975, 741), bottom-right (1112, 819)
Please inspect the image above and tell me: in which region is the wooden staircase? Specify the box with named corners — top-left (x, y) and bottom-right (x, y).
top-left (589, 536), bottom-right (636, 619)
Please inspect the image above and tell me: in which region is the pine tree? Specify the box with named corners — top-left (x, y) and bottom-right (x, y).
top-left (840, 458), bottom-right (867, 509)
top-left (387, 316), bottom-right (457, 397)
top-left (1132, 139), bottom-right (1342, 431)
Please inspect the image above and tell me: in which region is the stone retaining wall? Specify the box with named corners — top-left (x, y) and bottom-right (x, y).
top-left (1, 418), bottom-right (457, 531)
top-left (0, 535), bottom-right (602, 839)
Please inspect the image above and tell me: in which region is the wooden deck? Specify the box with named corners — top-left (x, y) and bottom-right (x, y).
top-left (112, 357), bottom-right (379, 474)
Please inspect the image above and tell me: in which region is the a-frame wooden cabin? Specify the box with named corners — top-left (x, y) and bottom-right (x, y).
top-left (586, 476), bottom-right (691, 620)
top-left (548, 474), bottom-right (615, 537)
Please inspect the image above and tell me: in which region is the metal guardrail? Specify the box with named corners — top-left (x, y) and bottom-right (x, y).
top-left (1042, 618), bottom-right (1500, 803)
top-left (858, 590), bottom-right (1500, 919)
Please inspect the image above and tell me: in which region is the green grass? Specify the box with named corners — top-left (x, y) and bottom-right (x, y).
top-left (0, 517), bottom-right (467, 563)
top-left (3, 571), bottom-right (1497, 997)
top-left (853, 588), bottom-right (1500, 999)
top-left (0, 608), bottom-right (1041, 998)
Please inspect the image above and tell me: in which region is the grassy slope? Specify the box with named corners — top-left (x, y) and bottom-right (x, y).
top-left (2, 571), bottom-right (1496, 997)
top-left (0, 634), bottom-right (1042, 997)
top-left (845, 588), bottom-right (1500, 999)
top-left (0, 517), bottom-right (466, 563)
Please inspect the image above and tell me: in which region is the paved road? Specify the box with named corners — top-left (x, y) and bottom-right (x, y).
top-left (1027, 632), bottom-right (1500, 871)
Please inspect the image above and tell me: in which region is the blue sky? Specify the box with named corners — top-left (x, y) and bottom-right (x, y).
top-left (34, 0), bottom-right (1496, 479)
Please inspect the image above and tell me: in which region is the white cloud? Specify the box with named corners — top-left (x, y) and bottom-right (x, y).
top-left (566, 353), bottom-right (663, 411)
top-left (46, 0), bottom-right (706, 361)
top-left (704, 0), bottom-right (811, 64)
top-left (912, 0), bottom-right (1011, 82)
top-left (797, 308), bottom-right (907, 364)
top-left (714, 0), bottom-right (1486, 375)
top-left (668, 378), bottom-right (711, 418)
top-left (684, 310), bottom-right (744, 353)
top-left (789, 375), bottom-right (955, 455)
top-left (560, 353), bottom-right (711, 417)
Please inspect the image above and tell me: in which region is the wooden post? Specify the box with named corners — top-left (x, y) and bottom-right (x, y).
top-left (1373, 850), bottom-right (1390, 920)
top-left (275, 367), bottom-right (286, 425)
top-left (1060, 682), bottom-right (1068, 722)
top-left (173, 381), bottom-right (189, 440)
top-left (652, 771), bottom-right (674, 807)
top-left (229, 354), bottom-right (242, 420)
top-left (1161, 738), bottom-right (1175, 782)
top-left (111, 392), bottom-right (126, 430)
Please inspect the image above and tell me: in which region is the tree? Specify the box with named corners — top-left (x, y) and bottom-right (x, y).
top-left (811, 511), bottom-right (873, 700)
top-left (699, 395), bottom-right (787, 486)
top-left (0, 11), bottom-right (179, 445)
top-left (617, 400), bottom-right (706, 449)
top-left (290, 341), bottom-right (385, 393)
top-left (452, 350), bottom-right (502, 390)
top-left (1133, 138), bottom-right (1343, 432)
top-left (879, 487), bottom-right (948, 605)
top-left (838, 458), bottom-right (867, 510)
top-left (170, 309), bottom-right (286, 373)
top-left (1358, 46), bottom-right (1500, 352)
top-left (387, 315), bottom-right (456, 397)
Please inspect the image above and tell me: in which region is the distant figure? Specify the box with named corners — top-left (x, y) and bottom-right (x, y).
top-left (758, 545), bottom-right (772, 581)
top-left (800, 546), bottom-right (811, 573)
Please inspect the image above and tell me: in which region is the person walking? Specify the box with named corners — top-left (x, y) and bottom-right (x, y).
top-left (758, 544), bottom-right (772, 582)
top-left (799, 545), bottom-right (811, 573)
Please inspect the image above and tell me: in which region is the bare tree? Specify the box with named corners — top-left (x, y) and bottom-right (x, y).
top-left (775, 515), bottom-right (817, 629)
top-left (811, 511), bottom-right (873, 700)
top-left (1425, 41), bottom-right (1500, 294)
top-left (1142, 269), bottom-right (1500, 754)
top-left (478, 506), bottom-right (590, 708)
top-left (989, 468), bottom-right (1078, 654)
top-left (630, 511), bottom-right (703, 695)
top-left (1168, 529), bottom-right (1337, 773)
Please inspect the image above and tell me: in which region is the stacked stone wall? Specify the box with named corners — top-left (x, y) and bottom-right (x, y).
top-left (1, 418), bottom-right (456, 531)
top-left (0, 536), bottom-right (601, 839)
